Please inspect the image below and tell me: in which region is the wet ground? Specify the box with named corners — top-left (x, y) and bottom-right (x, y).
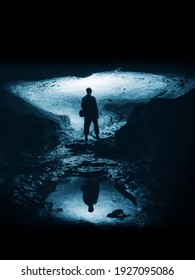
top-left (41, 176), bottom-right (138, 227)
top-left (1, 130), bottom-right (194, 261)
top-left (7, 125), bottom-right (166, 230)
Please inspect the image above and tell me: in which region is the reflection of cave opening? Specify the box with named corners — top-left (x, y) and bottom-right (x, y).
top-left (42, 176), bottom-right (138, 227)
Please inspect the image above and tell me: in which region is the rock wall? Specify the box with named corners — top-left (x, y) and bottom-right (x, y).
top-left (115, 89), bottom-right (195, 175)
top-left (0, 86), bottom-right (69, 157)
top-left (115, 89), bottom-right (195, 225)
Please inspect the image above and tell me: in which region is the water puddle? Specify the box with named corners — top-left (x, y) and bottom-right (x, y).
top-left (42, 176), bottom-right (138, 227)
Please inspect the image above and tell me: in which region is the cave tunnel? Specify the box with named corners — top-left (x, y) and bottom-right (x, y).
top-left (1, 61), bottom-right (195, 259)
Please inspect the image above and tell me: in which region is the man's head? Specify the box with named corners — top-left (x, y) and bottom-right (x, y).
top-left (86, 87), bottom-right (92, 94)
top-left (88, 204), bottom-right (94, 212)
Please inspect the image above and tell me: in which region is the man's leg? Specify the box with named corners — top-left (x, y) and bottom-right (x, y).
top-left (84, 118), bottom-right (91, 141)
top-left (93, 119), bottom-right (100, 139)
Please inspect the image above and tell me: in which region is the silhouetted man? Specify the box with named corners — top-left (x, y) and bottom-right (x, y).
top-left (81, 87), bottom-right (100, 142)
top-left (81, 178), bottom-right (100, 212)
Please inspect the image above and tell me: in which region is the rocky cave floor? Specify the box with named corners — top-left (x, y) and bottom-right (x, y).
top-left (1, 120), bottom-right (169, 231)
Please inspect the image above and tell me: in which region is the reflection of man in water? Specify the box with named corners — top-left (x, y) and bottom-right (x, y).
top-left (81, 178), bottom-right (100, 212)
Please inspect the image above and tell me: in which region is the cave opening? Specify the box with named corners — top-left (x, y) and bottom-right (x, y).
top-left (6, 69), bottom-right (190, 133)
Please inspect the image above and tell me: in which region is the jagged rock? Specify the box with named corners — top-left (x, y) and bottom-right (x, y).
top-left (107, 209), bottom-right (130, 220)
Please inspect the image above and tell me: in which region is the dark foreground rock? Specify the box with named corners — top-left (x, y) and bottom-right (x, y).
top-left (115, 89), bottom-right (195, 226)
top-left (0, 85), bottom-right (69, 157)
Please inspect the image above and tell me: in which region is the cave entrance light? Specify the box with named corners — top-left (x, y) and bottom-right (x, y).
top-left (7, 69), bottom-right (183, 130)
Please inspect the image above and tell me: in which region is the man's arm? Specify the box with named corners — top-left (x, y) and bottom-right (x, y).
top-left (81, 97), bottom-right (84, 109)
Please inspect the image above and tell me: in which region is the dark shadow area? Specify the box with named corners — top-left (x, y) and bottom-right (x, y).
top-left (1, 223), bottom-right (194, 260)
top-left (115, 182), bottom-right (137, 206)
top-left (114, 89), bottom-right (195, 227)
top-left (0, 85), bottom-right (69, 158)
